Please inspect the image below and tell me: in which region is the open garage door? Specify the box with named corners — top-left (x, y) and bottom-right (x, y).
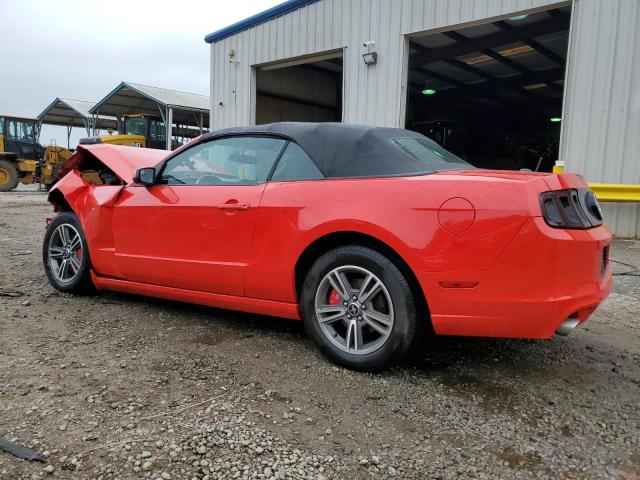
top-left (255, 51), bottom-right (343, 124)
top-left (405, 6), bottom-right (571, 172)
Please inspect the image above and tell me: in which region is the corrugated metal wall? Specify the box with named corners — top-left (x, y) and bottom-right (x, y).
top-left (560, 0), bottom-right (640, 237)
top-left (210, 0), bottom-right (640, 236)
top-left (210, 0), bottom-right (563, 129)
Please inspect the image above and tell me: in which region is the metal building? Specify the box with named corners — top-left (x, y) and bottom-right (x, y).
top-left (205, 0), bottom-right (640, 237)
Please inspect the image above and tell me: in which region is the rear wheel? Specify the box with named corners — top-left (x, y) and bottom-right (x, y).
top-left (301, 246), bottom-right (418, 371)
top-left (42, 212), bottom-right (95, 293)
top-left (0, 159), bottom-right (19, 192)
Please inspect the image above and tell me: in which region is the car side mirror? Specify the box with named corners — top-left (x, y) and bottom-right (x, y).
top-left (134, 167), bottom-right (155, 186)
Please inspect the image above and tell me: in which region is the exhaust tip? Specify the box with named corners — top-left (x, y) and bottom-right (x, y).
top-left (556, 318), bottom-right (580, 336)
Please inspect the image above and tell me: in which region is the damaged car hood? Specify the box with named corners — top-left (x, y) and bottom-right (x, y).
top-left (58, 144), bottom-right (169, 185)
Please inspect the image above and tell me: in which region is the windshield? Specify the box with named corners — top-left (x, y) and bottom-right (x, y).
top-left (124, 118), bottom-right (146, 136)
top-left (390, 137), bottom-right (472, 173)
top-left (6, 119), bottom-right (37, 141)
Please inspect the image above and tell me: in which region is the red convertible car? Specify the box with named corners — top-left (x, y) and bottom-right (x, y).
top-left (43, 123), bottom-right (612, 370)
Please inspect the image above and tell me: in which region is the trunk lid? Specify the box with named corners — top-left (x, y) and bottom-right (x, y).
top-left (438, 169), bottom-right (589, 190)
top-left (438, 169), bottom-right (553, 182)
top-left (435, 170), bottom-right (594, 222)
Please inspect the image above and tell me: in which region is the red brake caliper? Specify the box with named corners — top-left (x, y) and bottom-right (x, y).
top-left (328, 289), bottom-right (341, 305)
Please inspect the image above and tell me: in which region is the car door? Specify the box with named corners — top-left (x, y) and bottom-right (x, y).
top-left (112, 135), bottom-right (287, 296)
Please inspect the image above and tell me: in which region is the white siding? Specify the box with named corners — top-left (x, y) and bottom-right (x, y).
top-left (209, 0), bottom-right (640, 236)
top-left (561, 0), bottom-right (640, 237)
top-left (210, 0), bottom-right (563, 130)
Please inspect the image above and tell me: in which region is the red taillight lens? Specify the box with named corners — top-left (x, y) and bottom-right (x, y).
top-left (539, 189), bottom-right (592, 229)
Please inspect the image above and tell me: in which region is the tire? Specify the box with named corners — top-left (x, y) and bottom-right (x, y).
top-left (0, 159), bottom-right (19, 192)
top-left (301, 245), bottom-right (417, 371)
top-left (42, 212), bottom-right (95, 294)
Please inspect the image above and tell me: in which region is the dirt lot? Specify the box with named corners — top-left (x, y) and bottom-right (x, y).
top-left (1, 188), bottom-right (639, 480)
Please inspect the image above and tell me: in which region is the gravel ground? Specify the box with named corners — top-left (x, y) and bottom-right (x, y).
top-left (1, 191), bottom-right (639, 480)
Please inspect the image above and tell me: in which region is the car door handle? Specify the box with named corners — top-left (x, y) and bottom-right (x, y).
top-left (217, 201), bottom-right (250, 211)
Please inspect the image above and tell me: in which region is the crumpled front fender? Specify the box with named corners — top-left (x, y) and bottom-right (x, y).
top-left (48, 171), bottom-right (125, 279)
top-left (47, 144), bottom-right (169, 280)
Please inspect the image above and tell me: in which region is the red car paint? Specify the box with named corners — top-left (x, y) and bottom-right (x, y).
top-left (49, 144), bottom-right (612, 339)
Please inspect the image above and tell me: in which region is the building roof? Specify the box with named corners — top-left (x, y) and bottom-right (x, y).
top-left (38, 97), bottom-right (117, 130)
top-left (88, 82), bottom-right (210, 128)
top-left (0, 114), bottom-right (39, 121)
top-left (205, 0), bottom-right (319, 44)
top-left (201, 122), bottom-right (472, 177)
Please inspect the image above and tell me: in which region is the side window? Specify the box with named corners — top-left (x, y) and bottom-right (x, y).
top-left (271, 142), bottom-right (324, 182)
top-left (159, 136), bottom-right (286, 186)
top-left (7, 120), bottom-right (18, 140)
top-left (20, 121), bottom-right (36, 141)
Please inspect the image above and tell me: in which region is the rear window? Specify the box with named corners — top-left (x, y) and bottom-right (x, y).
top-left (390, 137), bottom-right (473, 173)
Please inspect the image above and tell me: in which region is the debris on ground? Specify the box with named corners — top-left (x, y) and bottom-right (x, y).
top-left (0, 438), bottom-right (44, 462)
top-left (0, 290), bottom-right (24, 297)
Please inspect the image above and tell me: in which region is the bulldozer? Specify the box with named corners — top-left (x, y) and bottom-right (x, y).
top-left (0, 115), bottom-right (74, 192)
top-left (79, 114), bottom-right (168, 149)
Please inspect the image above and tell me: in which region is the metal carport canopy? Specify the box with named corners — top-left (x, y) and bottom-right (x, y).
top-left (88, 82), bottom-right (210, 150)
top-left (37, 97), bottom-right (118, 148)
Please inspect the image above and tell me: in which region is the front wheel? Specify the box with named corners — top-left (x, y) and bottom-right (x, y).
top-left (42, 212), bottom-right (95, 293)
top-left (301, 246), bottom-right (418, 371)
top-left (0, 159), bottom-right (19, 192)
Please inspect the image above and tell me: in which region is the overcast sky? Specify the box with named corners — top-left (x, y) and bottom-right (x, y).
top-left (0, 0), bottom-right (281, 146)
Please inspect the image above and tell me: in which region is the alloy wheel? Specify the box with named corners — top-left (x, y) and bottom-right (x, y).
top-left (314, 265), bottom-right (395, 355)
top-left (47, 223), bottom-right (83, 283)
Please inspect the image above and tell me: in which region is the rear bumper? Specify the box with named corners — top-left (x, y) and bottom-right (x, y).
top-left (418, 217), bottom-right (612, 339)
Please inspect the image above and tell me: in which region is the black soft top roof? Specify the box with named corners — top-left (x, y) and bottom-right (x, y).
top-left (202, 122), bottom-right (466, 178)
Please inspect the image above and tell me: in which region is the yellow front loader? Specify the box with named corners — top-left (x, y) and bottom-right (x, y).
top-left (0, 115), bottom-right (73, 191)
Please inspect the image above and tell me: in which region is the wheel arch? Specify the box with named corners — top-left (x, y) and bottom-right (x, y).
top-left (48, 188), bottom-right (74, 213)
top-left (294, 231), bottom-right (431, 330)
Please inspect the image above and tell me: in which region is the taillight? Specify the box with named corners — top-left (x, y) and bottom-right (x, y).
top-left (583, 190), bottom-right (603, 221)
top-left (539, 189), bottom-right (601, 229)
top-left (601, 245), bottom-right (610, 276)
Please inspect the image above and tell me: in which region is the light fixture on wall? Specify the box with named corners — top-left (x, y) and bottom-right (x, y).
top-left (362, 41), bottom-right (378, 65)
top-left (228, 48), bottom-right (240, 64)
top-left (362, 52), bottom-right (378, 65)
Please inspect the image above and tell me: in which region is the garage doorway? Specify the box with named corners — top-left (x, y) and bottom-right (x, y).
top-left (405, 6), bottom-right (571, 172)
top-left (255, 50), bottom-right (343, 124)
